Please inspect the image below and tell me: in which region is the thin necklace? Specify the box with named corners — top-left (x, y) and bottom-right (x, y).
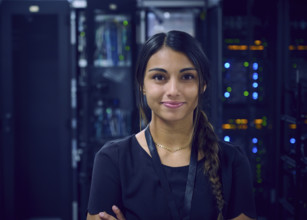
top-left (155, 143), bottom-right (190, 152)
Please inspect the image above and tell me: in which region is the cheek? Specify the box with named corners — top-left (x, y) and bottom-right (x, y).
top-left (188, 88), bottom-right (200, 108)
top-left (146, 88), bottom-right (162, 101)
top-left (144, 85), bottom-right (162, 104)
top-left (186, 86), bottom-right (199, 99)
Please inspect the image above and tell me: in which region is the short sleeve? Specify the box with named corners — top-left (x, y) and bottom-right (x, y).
top-left (87, 145), bottom-right (122, 216)
top-left (227, 148), bottom-right (257, 219)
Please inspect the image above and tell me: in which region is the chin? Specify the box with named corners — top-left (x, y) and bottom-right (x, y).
top-left (161, 114), bottom-right (191, 123)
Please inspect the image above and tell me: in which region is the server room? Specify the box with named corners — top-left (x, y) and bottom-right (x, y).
top-left (0, 0), bottom-right (306, 219)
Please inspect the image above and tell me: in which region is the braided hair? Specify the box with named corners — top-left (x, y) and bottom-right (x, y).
top-left (135, 30), bottom-right (224, 219)
top-left (194, 108), bottom-right (224, 218)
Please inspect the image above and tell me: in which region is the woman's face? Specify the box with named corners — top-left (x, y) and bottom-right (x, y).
top-left (143, 46), bottom-right (206, 123)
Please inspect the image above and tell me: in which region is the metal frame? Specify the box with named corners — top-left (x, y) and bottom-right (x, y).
top-left (137, 0), bottom-right (205, 8)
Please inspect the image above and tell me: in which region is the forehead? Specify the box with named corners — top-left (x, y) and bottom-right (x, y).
top-left (146, 47), bottom-right (195, 69)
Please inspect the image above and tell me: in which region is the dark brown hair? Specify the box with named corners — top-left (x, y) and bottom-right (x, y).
top-left (135, 30), bottom-right (224, 219)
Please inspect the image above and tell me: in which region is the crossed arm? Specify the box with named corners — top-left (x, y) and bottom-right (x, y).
top-left (87, 205), bottom-right (125, 220)
top-left (86, 206), bottom-right (255, 220)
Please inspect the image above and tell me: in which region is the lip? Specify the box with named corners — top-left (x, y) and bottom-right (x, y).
top-left (162, 101), bottom-right (185, 109)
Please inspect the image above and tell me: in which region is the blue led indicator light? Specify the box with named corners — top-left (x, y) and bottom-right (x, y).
top-left (224, 136), bottom-right (230, 142)
top-left (253, 63), bottom-right (258, 70)
top-left (253, 82), bottom-right (258, 88)
top-left (252, 92), bottom-right (258, 100)
top-left (252, 146), bottom-right (258, 154)
top-left (290, 138), bottom-right (296, 144)
top-left (224, 62), bottom-right (230, 69)
top-left (224, 92), bottom-right (230, 98)
top-left (252, 138), bottom-right (258, 144)
top-left (253, 73), bottom-right (259, 80)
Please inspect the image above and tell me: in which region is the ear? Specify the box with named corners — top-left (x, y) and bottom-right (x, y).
top-left (203, 84), bottom-right (207, 93)
top-left (140, 87), bottom-right (146, 95)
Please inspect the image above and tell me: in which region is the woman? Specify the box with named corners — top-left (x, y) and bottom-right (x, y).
top-left (87, 30), bottom-right (256, 220)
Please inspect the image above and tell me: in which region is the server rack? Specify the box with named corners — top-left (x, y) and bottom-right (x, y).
top-left (221, 0), bottom-right (277, 219)
top-left (276, 0), bottom-right (307, 219)
top-left (0, 1), bottom-right (72, 220)
top-left (75, 0), bottom-right (137, 218)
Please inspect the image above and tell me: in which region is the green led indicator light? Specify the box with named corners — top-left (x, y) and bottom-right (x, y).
top-left (293, 63), bottom-right (297, 68)
top-left (262, 116), bottom-right (267, 126)
top-left (244, 91), bottom-right (249, 96)
top-left (119, 55), bottom-right (124, 61)
top-left (227, 87), bottom-right (232, 92)
top-left (125, 45), bottom-right (130, 51)
top-left (200, 11), bottom-right (206, 20)
top-left (106, 108), bottom-right (112, 114)
top-left (123, 20), bottom-right (129, 26)
top-left (80, 31), bottom-right (85, 37)
top-left (244, 62), bottom-right (249, 67)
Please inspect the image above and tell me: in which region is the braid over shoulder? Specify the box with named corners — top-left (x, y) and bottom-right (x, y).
top-left (193, 108), bottom-right (224, 219)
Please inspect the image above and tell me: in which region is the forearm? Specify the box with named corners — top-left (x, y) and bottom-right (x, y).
top-left (87, 213), bottom-right (101, 220)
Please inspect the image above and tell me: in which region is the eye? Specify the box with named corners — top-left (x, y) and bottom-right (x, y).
top-left (152, 74), bottom-right (166, 81)
top-left (182, 73), bottom-right (195, 80)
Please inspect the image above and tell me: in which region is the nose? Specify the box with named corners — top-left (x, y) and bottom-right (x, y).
top-left (166, 78), bottom-right (180, 97)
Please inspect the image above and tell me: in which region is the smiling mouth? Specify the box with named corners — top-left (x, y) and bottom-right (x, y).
top-left (162, 101), bottom-right (184, 109)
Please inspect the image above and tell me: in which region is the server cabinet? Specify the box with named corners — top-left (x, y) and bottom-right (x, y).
top-left (0, 1), bottom-right (72, 220)
top-left (276, 0), bottom-right (307, 219)
top-left (221, 0), bottom-right (277, 219)
top-left (75, 0), bottom-right (137, 217)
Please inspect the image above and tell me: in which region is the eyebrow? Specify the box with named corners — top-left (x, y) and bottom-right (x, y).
top-left (148, 68), bottom-right (167, 73)
top-left (148, 67), bottom-right (197, 73)
top-left (180, 67), bottom-right (197, 73)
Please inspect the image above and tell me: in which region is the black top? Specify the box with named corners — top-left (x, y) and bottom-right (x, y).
top-left (87, 135), bottom-right (256, 220)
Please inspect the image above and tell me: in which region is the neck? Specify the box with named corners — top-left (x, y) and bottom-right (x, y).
top-left (149, 116), bottom-right (194, 150)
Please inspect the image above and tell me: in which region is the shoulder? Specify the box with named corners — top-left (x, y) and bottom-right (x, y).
top-left (218, 141), bottom-right (248, 166)
top-left (218, 141), bottom-right (253, 198)
top-left (95, 135), bottom-right (136, 161)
